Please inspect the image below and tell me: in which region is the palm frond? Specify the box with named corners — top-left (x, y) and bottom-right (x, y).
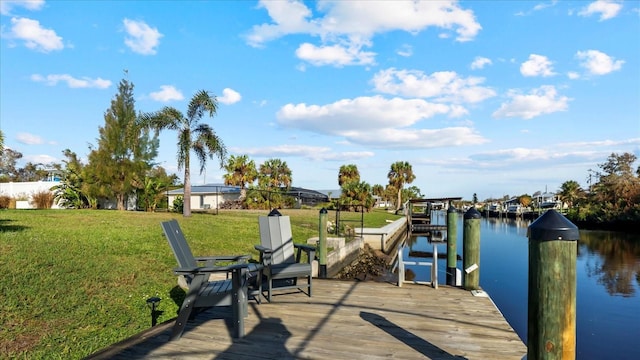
top-left (187, 90), bottom-right (218, 121)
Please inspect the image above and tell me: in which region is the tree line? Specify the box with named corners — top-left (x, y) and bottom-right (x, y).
top-left (558, 152), bottom-right (640, 231)
top-left (0, 75), bottom-right (420, 215)
top-left (3, 75), bottom-right (635, 227)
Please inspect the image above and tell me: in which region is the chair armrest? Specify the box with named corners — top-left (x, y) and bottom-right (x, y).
top-left (194, 255), bottom-right (250, 266)
top-left (195, 255), bottom-right (251, 261)
top-left (174, 263), bottom-right (249, 275)
top-left (193, 254), bottom-right (250, 268)
top-left (294, 244), bottom-right (316, 252)
top-left (254, 245), bottom-right (272, 253)
top-left (294, 243), bottom-right (316, 263)
top-left (254, 245), bottom-right (273, 265)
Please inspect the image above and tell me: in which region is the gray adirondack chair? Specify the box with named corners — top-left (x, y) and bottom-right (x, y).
top-left (161, 219), bottom-right (251, 340)
top-left (254, 210), bottom-right (316, 302)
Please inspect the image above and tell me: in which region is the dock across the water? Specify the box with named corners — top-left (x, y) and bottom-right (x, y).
top-left (88, 280), bottom-right (526, 360)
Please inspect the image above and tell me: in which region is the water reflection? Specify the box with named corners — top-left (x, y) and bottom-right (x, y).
top-left (579, 231), bottom-right (640, 297)
top-left (399, 214), bottom-right (640, 359)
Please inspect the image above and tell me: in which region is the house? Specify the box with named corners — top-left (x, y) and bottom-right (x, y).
top-left (534, 191), bottom-right (562, 210)
top-left (168, 184), bottom-right (330, 211)
top-left (167, 184), bottom-right (241, 210)
top-left (285, 187), bottom-right (329, 207)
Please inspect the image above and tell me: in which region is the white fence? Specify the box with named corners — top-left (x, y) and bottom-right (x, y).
top-left (0, 181), bottom-right (61, 209)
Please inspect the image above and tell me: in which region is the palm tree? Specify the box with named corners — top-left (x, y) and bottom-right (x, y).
top-left (372, 184), bottom-right (384, 207)
top-left (0, 129), bottom-right (4, 153)
top-left (559, 180), bottom-right (584, 209)
top-left (258, 158), bottom-right (292, 190)
top-left (387, 161), bottom-right (416, 211)
top-left (338, 164), bottom-right (360, 187)
top-left (224, 154), bottom-right (258, 199)
top-left (142, 90), bottom-right (227, 217)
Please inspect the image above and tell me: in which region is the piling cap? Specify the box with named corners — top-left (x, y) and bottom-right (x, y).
top-left (268, 209), bottom-right (282, 216)
top-left (319, 207), bottom-right (328, 214)
top-left (447, 205), bottom-right (456, 214)
top-left (527, 209), bottom-right (579, 242)
top-left (464, 207), bottom-right (481, 219)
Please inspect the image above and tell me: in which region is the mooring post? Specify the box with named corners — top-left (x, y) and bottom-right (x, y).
top-left (446, 204), bottom-right (458, 286)
top-left (527, 210), bottom-right (578, 360)
top-left (463, 207), bottom-right (481, 290)
top-left (318, 207), bottom-right (328, 278)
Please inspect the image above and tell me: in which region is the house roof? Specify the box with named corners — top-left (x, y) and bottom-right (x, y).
top-left (286, 187), bottom-right (329, 200)
top-left (316, 189), bottom-right (342, 198)
top-left (168, 183), bottom-right (241, 195)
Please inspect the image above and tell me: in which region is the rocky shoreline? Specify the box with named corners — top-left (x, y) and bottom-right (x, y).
top-left (335, 244), bottom-right (397, 282)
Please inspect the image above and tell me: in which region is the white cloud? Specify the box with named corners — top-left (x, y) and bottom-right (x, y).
top-left (372, 68), bottom-right (496, 104)
top-left (30, 73), bottom-right (112, 88)
top-left (567, 71), bottom-right (580, 80)
top-left (277, 96), bottom-right (450, 133)
top-left (245, 0), bottom-right (319, 47)
top-left (149, 85), bottom-right (184, 102)
top-left (396, 44), bottom-right (413, 57)
top-left (295, 42), bottom-right (375, 67)
top-left (218, 88), bottom-right (242, 105)
top-left (578, 0), bottom-right (622, 21)
top-left (24, 154), bottom-right (57, 164)
top-left (470, 56), bottom-right (492, 70)
top-left (343, 126), bottom-right (488, 149)
top-left (7, 17), bottom-right (63, 52)
top-left (576, 49), bottom-right (624, 75)
top-left (520, 54), bottom-right (556, 77)
top-left (247, 0), bottom-right (481, 66)
top-left (233, 144), bottom-right (375, 161)
top-left (0, 0), bottom-right (44, 15)
top-left (123, 18), bottom-right (162, 55)
top-left (492, 85), bottom-right (570, 120)
top-left (276, 95), bottom-right (488, 148)
top-left (16, 132), bottom-right (43, 145)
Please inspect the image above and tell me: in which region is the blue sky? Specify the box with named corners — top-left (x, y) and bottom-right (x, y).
top-left (1, 0), bottom-right (639, 201)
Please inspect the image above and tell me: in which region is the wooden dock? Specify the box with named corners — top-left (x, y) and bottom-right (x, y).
top-left (88, 280), bottom-right (526, 359)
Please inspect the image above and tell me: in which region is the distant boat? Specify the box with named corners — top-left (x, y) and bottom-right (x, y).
top-left (540, 201), bottom-right (560, 209)
top-left (486, 203), bottom-right (502, 217)
top-left (488, 203), bottom-right (500, 212)
top-left (507, 204), bottom-right (522, 214)
top-left (536, 192), bottom-right (561, 210)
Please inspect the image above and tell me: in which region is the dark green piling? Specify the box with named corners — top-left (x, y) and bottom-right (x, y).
top-left (463, 207), bottom-right (481, 290)
top-left (318, 208), bottom-right (328, 278)
top-left (527, 210), bottom-right (578, 360)
top-left (446, 204), bottom-right (458, 286)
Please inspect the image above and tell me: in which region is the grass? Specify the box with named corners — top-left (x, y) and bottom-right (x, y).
top-left (0, 208), bottom-right (401, 359)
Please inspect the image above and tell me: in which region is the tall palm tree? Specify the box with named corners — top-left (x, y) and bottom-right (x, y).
top-left (387, 161), bottom-right (416, 211)
top-left (0, 129), bottom-right (4, 153)
top-left (258, 158), bottom-right (292, 190)
top-left (338, 164), bottom-right (360, 187)
top-left (223, 154), bottom-right (258, 199)
top-left (142, 90), bottom-right (226, 217)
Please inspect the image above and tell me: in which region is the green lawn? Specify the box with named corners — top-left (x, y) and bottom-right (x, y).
top-left (0, 208), bottom-right (401, 359)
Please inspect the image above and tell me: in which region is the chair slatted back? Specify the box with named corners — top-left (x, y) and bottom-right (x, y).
top-left (259, 215), bottom-right (295, 264)
top-left (161, 219), bottom-right (197, 268)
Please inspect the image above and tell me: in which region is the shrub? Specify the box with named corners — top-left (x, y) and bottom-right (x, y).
top-left (31, 191), bottom-right (55, 209)
top-left (0, 195), bottom-right (10, 209)
top-left (172, 196), bottom-right (184, 213)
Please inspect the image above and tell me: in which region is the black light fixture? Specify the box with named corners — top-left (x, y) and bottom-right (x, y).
top-left (146, 297), bottom-right (161, 326)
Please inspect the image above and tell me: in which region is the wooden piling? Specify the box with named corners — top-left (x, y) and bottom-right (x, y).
top-left (318, 208), bottom-right (328, 278)
top-left (446, 205), bottom-right (458, 286)
top-left (527, 210), bottom-right (579, 360)
top-left (463, 207), bottom-right (481, 290)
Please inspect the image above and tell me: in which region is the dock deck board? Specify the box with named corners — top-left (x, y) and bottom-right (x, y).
top-left (88, 280), bottom-right (526, 360)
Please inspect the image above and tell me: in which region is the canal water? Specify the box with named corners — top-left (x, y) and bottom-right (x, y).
top-left (401, 211), bottom-right (640, 359)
